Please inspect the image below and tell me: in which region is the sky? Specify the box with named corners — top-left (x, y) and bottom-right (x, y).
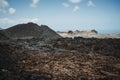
top-left (0, 0), bottom-right (120, 34)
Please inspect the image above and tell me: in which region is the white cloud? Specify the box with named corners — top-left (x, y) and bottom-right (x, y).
top-left (0, 0), bottom-right (9, 13)
top-left (9, 8), bottom-right (16, 14)
top-left (0, 0), bottom-right (16, 14)
top-left (0, 18), bottom-right (15, 28)
top-left (0, 18), bottom-right (39, 24)
top-left (0, 0), bottom-right (9, 8)
top-left (0, 18), bottom-right (40, 28)
top-left (30, 0), bottom-right (40, 8)
top-left (69, 0), bottom-right (82, 3)
top-left (73, 6), bottom-right (80, 12)
top-left (19, 18), bottom-right (39, 23)
top-left (30, 18), bottom-right (39, 23)
top-left (62, 3), bottom-right (70, 8)
top-left (88, 0), bottom-right (95, 7)
top-left (0, 18), bottom-right (14, 24)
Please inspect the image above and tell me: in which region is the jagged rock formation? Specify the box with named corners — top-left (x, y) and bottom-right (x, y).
top-left (2, 22), bottom-right (62, 40)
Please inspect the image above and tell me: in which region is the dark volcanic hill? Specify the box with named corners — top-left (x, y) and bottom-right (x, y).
top-left (0, 30), bottom-right (9, 40)
top-left (2, 22), bottom-right (62, 40)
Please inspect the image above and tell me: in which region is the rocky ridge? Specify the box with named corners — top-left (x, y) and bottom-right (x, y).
top-left (0, 22), bottom-right (61, 40)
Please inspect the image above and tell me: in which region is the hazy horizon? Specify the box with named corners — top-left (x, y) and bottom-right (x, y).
top-left (0, 0), bottom-right (120, 34)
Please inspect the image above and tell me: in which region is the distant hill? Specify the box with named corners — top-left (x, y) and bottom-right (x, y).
top-left (58, 30), bottom-right (120, 38)
top-left (2, 22), bottom-right (62, 40)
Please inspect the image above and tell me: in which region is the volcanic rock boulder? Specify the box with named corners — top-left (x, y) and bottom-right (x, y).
top-left (3, 22), bottom-right (62, 40)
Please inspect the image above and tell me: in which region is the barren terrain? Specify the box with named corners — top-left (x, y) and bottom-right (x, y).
top-left (0, 38), bottom-right (120, 80)
top-left (0, 23), bottom-right (120, 80)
